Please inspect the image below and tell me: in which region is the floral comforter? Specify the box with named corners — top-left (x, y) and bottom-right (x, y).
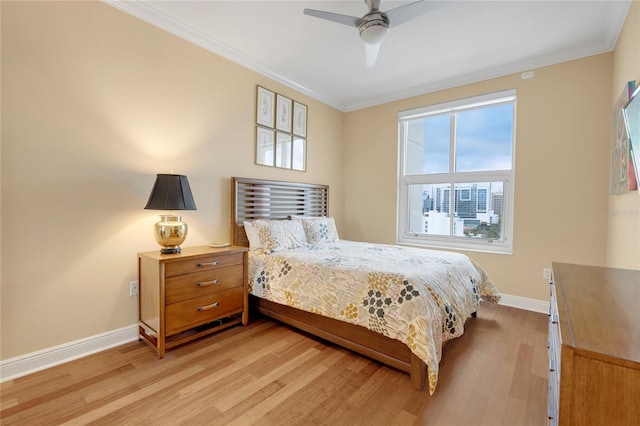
top-left (248, 240), bottom-right (500, 394)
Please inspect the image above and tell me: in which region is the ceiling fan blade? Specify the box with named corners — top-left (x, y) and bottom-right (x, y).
top-left (385, 0), bottom-right (445, 28)
top-left (303, 8), bottom-right (362, 28)
top-left (364, 42), bottom-right (381, 68)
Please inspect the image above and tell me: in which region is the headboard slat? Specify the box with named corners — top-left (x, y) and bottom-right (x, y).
top-left (231, 177), bottom-right (329, 247)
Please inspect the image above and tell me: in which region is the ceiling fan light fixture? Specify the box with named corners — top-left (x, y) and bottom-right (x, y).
top-left (306, 0), bottom-right (436, 65)
top-left (359, 20), bottom-right (389, 44)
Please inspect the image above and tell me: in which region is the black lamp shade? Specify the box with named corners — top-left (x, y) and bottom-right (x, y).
top-left (144, 174), bottom-right (197, 210)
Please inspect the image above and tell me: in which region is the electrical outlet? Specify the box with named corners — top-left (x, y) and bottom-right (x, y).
top-left (543, 268), bottom-right (552, 280)
top-left (129, 281), bottom-right (139, 296)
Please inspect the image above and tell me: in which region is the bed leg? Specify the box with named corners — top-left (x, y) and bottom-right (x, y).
top-left (410, 353), bottom-right (426, 391)
top-left (471, 311), bottom-right (477, 318)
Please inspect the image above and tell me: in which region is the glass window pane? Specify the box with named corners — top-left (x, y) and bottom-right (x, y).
top-left (405, 115), bottom-right (450, 175)
top-left (453, 182), bottom-right (503, 240)
top-left (408, 183), bottom-right (452, 236)
top-left (455, 103), bottom-right (513, 172)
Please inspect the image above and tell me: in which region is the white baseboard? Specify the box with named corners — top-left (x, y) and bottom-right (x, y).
top-left (0, 293), bottom-right (548, 383)
top-left (498, 293), bottom-right (550, 314)
top-left (0, 324), bottom-right (139, 383)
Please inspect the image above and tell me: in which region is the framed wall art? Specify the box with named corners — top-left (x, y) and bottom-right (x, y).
top-left (256, 86), bottom-right (275, 128)
top-left (254, 85), bottom-right (307, 172)
top-left (292, 136), bottom-right (307, 171)
top-left (275, 94), bottom-right (292, 133)
top-left (275, 132), bottom-right (292, 169)
top-left (610, 81), bottom-right (636, 194)
top-left (293, 101), bottom-right (307, 137)
top-left (624, 85), bottom-right (640, 188)
top-left (256, 126), bottom-right (275, 167)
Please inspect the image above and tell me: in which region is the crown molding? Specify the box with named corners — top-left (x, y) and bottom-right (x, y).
top-left (103, 0), bottom-right (630, 113)
top-left (102, 0), bottom-right (345, 110)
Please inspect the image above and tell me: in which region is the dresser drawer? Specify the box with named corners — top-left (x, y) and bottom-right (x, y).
top-left (165, 287), bottom-right (244, 335)
top-left (165, 252), bottom-right (243, 277)
top-left (165, 265), bottom-right (243, 304)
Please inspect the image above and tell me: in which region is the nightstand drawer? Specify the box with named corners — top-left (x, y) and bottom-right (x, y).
top-left (165, 265), bottom-right (243, 304)
top-left (165, 252), bottom-right (243, 277)
top-left (165, 287), bottom-right (244, 335)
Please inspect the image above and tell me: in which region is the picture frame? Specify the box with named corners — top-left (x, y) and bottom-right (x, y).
top-left (256, 86), bottom-right (275, 128)
top-left (253, 86), bottom-right (307, 172)
top-left (610, 81), bottom-right (636, 194)
top-left (292, 136), bottom-right (307, 171)
top-left (623, 85), bottom-right (640, 188)
top-left (293, 101), bottom-right (307, 137)
top-left (275, 131), bottom-right (292, 169)
top-left (275, 94), bottom-right (292, 133)
top-left (256, 126), bottom-right (275, 167)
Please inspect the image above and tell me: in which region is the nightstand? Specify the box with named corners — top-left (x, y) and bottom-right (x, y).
top-left (137, 245), bottom-right (249, 358)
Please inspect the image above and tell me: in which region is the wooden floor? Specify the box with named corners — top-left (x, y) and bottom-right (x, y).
top-left (1, 303), bottom-right (548, 425)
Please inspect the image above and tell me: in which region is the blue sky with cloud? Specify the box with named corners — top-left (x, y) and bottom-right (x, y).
top-left (422, 103), bottom-right (514, 173)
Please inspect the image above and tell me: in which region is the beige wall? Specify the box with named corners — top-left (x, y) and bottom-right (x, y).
top-left (608, 0), bottom-right (640, 269)
top-left (343, 54), bottom-right (614, 302)
top-left (0, 1), bottom-right (344, 360)
top-left (1, 0), bottom-right (637, 362)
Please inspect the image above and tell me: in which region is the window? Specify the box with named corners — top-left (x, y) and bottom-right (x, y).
top-left (397, 89), bottom-right (516, 254)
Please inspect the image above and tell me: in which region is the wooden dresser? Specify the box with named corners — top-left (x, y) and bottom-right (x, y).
top-left (138, 245), bottom-right (249, 357)
top-left (548, 262), bottom-right (640, 425)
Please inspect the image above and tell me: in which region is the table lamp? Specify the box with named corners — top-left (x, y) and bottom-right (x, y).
top-left (144, 174), bottom-right (197, 254)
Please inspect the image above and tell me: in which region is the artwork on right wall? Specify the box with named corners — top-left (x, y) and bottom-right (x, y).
top-left (610, 80), bottom-right (637, 194)
top-left (623, 85), bottom-right (640, 188)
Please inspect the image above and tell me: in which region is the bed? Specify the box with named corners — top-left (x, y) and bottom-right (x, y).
top-left (231, 177), bottom-right (500, 394)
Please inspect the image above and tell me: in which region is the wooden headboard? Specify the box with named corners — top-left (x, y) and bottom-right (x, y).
top-left (231, 177), bottom-right (329, 247)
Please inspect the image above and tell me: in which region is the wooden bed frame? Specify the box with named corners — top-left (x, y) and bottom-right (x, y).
top-left (231, 176), bottom-right (428, 389)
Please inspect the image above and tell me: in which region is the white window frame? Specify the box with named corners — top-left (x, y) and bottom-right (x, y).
top-left (397, 89), bottom-right (516, 254)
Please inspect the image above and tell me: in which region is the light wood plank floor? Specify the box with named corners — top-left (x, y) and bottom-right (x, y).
top-left (1, 303), bottom-right (548, 425)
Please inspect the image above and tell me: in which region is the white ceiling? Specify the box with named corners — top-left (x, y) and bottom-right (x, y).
top-left (106, 0), bottom-right (631, 112)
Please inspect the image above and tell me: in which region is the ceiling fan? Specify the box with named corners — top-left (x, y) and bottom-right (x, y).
top-left (304, 0), bottom-right (442, 67)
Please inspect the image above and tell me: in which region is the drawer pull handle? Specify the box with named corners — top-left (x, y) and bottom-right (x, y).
top-left (197, 260), bottom-right (220, 267)
top-left (198, 302), bottom-right (219, 311)
top-left (197, 279), bottom-right (220, 287)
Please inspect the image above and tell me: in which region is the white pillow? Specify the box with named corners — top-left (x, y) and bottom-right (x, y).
top-left (292, 216), bottom-right (339, 244)
top-left (243, 220), bottom-right (269, 249)
top-left (258, 220), bottom-right (307, 253)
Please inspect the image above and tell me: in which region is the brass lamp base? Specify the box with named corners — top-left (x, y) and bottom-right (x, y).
top-left (154, 214), bottom-right (188, 254)
top-left (161, 246), bottom-right (182, 254)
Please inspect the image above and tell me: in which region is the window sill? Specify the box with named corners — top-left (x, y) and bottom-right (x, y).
top-left (396, 236), bottom-right (513, 255)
